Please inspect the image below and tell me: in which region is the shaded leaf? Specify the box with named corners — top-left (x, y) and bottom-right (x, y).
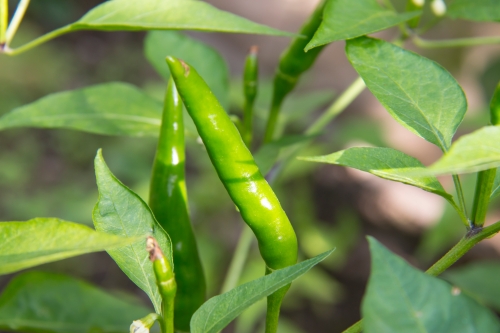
top-left (346, 37), bottom-right (467, 151)
top-left (305, 0), bottom-right (419, 50)
top-left (300, 147), bottom-right (452, 200)
top-left (363, 238), bottom-right (500, 333)
top-left (447, 0), bottom-right (500, 22)
top-left (445, 262), bottom-right (500, 312)
top-left (425, 126), bottom-right (500, 175)
top-left (0, 83), bottom-right (162, 137)
top-left (0, 271), bottom-right (151, 333)
top-left (190, 249), bottom-right (334, 333)
top-left (93, 149), bottom-right (172, 313)
top-left (0, 218), bottom-right (137, 275)
top-left (144, 31), bottom-right (230, 109)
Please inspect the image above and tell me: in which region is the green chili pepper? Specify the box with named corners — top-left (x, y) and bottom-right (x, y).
top-left (242, 45), bottom-right (259, 148)
top-left (149, 78), bottom-right (206, 332)
top-left (166, 56), bottom-right (298, 333)
top-left (147, 236), bottom-right (176, 333)
top-left (263, 0), bottom-right (327, 143)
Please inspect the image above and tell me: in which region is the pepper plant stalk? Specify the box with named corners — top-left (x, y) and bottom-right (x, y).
top-left (242, 45), bottom-right (259, 149)
top-left (149, 78), bottom-right (206, 331)
top-left (0, 0), bottom-right (7, 45)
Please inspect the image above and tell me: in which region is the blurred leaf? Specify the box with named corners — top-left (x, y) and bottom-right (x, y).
top-left (346, 37), bottom-right (467, 151)
top-left (93, 149), bottom-right (172, 313)
top-left (255, 135), bottom-right (317, 175)
top-left (444, 262), bottom-right (500, 312)
top-left (447, 0), bottom-right (500, 22)
top-left (300, 147), bottom-right (452, 200)
top-left (190, 250), bottom-right (334, 333)
top-left (332, 118), bottom-right (387, 147)
top-left (305, 0), bottom-right (419, 50)
top-left (144, 31), bottom-right (230, 109)
top-left (0, 83), bottom-right (162, 137)
top-left (0, 218), bottom-right (137, 275)
top-left (424, 126), bottom-right (500, 175)
top-left (0, 271), bottom-right (151, 333)
top-left (363, 238), bottom-right (500, 333)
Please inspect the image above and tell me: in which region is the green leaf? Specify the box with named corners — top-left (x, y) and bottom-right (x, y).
top-left (0, 83), bottom-right (162, 137)
top-left (363, 238), bottom-right (500, 333)
top-left (0, 271), bottom-right (151, 333)
top-left (73, 0), bottom-right (294, 35)
top-left (299, 147), bottom-right (452, 200)
top-left (346, 37), bottom-right (467, 151)
top-left (190, 249), bottom-right (334, 333)
top-left (305, 0), bottom-right (420, 51)
top-left (425, 126), bottom-right (500, 175)
top-left (0, 218), bottom-right (137, 275)
top-left (93, 149), bottom-right (172, 313)
top-left (144, 31), bottom-right (230, 109)
top-left (447, 0), bottom-right (500, 22)
top-left (445, 262), bottom-right (500, 312)
top-left (491, 168), bottom-right (500, 198)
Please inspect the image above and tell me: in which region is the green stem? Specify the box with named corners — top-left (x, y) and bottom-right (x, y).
top-left (220, 225), bottom-right (254, 293)
top-left (413, 35), bottom-right (500, 49)
top-left (2, 24), bottom-right (72, 55)
top-left (452, 174), bottom-right (469, 224)
top-left (343, 220), bottom-right (500, 333)
top-left (471, 169), bottom-right (496, 227)
top-left (306, 77), bottom-right (366, 135)
top-left (0, 0), bottom-right (7, 45)
top-left (243, 46), bottom-right (258, 149)
top-left (265, 283), bottom-right (289, 333)
top-left (5, 0), bottom-right (30, 46)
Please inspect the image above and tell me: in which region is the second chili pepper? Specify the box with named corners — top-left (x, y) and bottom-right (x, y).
top-left (149, 78), bottom-right (206, 332)
top-left (166, 56), bottom-right (298, 333)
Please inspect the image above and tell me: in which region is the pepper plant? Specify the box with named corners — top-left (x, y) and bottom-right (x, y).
top-left (1, 0), bottom-right (500, 332)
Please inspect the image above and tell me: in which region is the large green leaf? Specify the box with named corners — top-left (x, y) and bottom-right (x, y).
top-left (144, 31), bottom-right (229, 109)
top-left (93, 149), bottom-right (172, 313)
top-left (190, 249), bottom-right (334, 333)
top-left (447, 0), bottom-right (500, 22)
top-left (424, 126), bottom-right (500, 175)
top-left (363, 238), bottom-right (500, 333)
top-left (346, 37), bottom-right (467, 151)
top-left (0, 271), bottom-right (151, 333)
top-left (299, 147), bottom-right (452, 200)
top-left (305, 0), bottom-right (419, 51)
top-left (445, 262), bottom-right (500, 312)
top-left (0, 218), bottom-right (137, 275)
top-left (75, 0), bottom-right (294, 35)
top-left (0, 83), bottom-right (162, 137)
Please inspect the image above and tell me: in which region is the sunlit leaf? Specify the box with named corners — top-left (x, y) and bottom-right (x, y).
top-left (447, 0), bottom-right (500, 22)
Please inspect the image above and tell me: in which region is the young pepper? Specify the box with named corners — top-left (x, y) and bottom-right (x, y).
top-left (242, 45), bottom-right (259, 149)
top-left (263, 0), bottom-right (327, 143)
top-left (149, 78), bottom-right (206, 332)
top-left (166, 56), bottom-right (298, 333)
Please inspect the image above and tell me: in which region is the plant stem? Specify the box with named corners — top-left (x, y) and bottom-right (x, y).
top-left (0, 0), bottom-right (7, 45)
top-left (5, 0), bottom-right (30, 46)
top-left (471, 169), bottom-right (496, 227)
top-left (306, 77), bottom-right (366, 135)
top-left (452, 174), bottom-right (469, 225)
top-left (2, 24), bottom-right (72, 55)
top-left (220, 225), bottom-right (254, 293)
top-left (413, 35), bottom-right (500, 48)
top-left (342, 220), bottom-right (500, 333)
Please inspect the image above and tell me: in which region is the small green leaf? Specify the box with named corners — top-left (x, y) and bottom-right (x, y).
top-left (447, 0), bottom-right (500, 22)
top-left (93, 149), bottom-right (172, 313)
top-left (0, 271), bottom-right (151, 333)
top-left (426, 126), bottom-right (500, 175)
top-left (305, 0), bottom-right (419, 50)
top-left (144, 31), bottom-right (230, 109)
top-left (190, 249), bottom-right (334, 333)
top-left (363, 238), bottom-right (500, 333)
top-left (300, 147), bottom-right (451, 200)
top-left (73, 0), bottom-right (294, 36)
top-left (346, 37), bottom-right (467, 151)
top-left (0, 218), bottom-right (137, 275)
top-left (445, 262), bottom-right (500, 312)
top-left (491, 168), bottom-right (500, 198)
top-left (0, 83), bottom-right (162, 137)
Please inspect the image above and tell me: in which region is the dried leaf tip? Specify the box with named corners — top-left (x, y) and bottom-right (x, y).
top-left (179, 59), bottom-right (190, 77)
top-left (249, 45), bottom-right (259, 55)
top-left (146, 236), bottom-right (165, 261)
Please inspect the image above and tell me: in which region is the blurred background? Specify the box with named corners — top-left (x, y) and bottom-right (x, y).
top-left (1, 0), bottom-right (500, 332)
